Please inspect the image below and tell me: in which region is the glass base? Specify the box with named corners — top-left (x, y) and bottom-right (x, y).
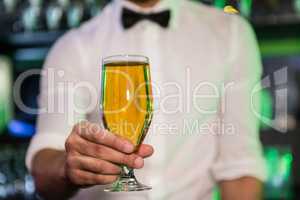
top-left (104, 177), bottom-right (152, 192)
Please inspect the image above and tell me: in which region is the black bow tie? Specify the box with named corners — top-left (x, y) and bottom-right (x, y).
top-left (121, 8), bottom-right (171, 29)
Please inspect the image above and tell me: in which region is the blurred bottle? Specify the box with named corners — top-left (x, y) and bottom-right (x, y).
top-left (264, 146), bottom-right (293, 199)
top-left (0, 146), bottom-right (9, 199)
top-left (239, 0), bottom-right (252, 17)
top-left (29, 0), bottom-right (43, 7)
top-left (294, 0), bottom-right (300, 15)
top-left (22, 0), bottom-right (44, 32)
top-left (3, 0), bottom-right (18, 13)
top-left (0, 56), bottom-right (12, 134)
top-left (46, 1), bottom-right (64, 31)
top-left (84, 0), bottom-right (102, 18)
top-left (0, 145), bottom-right (15, 198)
top-left (0, 145), bottom-right (35, 198)
top-left (58, 0), bottom-right (70, 9)
top-left (66, 0), bottom-right (84, 28)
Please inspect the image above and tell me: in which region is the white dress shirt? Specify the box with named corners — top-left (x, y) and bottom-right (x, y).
top-left (26, 0), bottom-right (267, 199)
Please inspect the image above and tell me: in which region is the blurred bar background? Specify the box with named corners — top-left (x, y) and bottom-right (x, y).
top-left (0, 0), bottom-right (300, 199)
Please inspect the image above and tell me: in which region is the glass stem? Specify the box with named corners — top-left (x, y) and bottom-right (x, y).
top-left (120, 165), bottom-right (135, 179)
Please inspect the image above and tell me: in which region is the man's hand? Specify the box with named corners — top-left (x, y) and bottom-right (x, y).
top-left (31, 121), bottom-right (154, 199)
top-left (64, 121), bottom-right (154, 187)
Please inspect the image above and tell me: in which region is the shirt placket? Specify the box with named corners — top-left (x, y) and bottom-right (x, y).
top-left (139, 22), bottom-right (168, 200)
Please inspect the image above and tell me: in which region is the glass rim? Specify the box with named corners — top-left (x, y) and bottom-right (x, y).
top-left (102, 54), bottom-right (149, 65)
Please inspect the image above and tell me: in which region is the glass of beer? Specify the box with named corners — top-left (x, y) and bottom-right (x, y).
top-left (101, 55), bottom-right (153, 192)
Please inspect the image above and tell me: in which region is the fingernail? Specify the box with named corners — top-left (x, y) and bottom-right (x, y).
top-left (123, 142), bottom-right (134, 153)
top-left (134, 157), bottom-right (144, 168)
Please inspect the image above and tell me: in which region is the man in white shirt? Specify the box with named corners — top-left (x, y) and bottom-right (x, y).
top-left (26, 0), bottom-right (266, 199)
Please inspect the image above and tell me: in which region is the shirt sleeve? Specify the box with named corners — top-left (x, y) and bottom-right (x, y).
top-left (25, 31), bottom-right (88, 172)
top-left (211, 16), bottom-right (267, 182)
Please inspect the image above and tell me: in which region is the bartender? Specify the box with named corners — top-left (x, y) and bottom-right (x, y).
top-left (26, 0), bottom-right (266, 199)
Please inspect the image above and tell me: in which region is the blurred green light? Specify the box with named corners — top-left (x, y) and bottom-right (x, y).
top-left (260, 89), bottom-right (273, 129)
top-left (0, 56), bottom-right (12, 133)
top-left (214, 0), bottom-right (226, 9)
top-left (259, 39), bottom-right (300, 57)
top-left (264, 147), bottom-right (293, 199)
top-left (212, 187), bottom-right (220, 200)
top-left (240, 0), bottom-right (252, 17)
top-left (280, 153), bottom-right (293, 180)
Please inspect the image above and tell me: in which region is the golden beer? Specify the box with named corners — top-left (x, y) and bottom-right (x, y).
top-left (101, 55), bottom-right (153, 192)
top-left (101, 61), bottom-right (153, 147)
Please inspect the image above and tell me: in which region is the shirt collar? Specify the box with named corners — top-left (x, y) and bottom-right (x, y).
top-left (112, 0), bottom-right (182, 30)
